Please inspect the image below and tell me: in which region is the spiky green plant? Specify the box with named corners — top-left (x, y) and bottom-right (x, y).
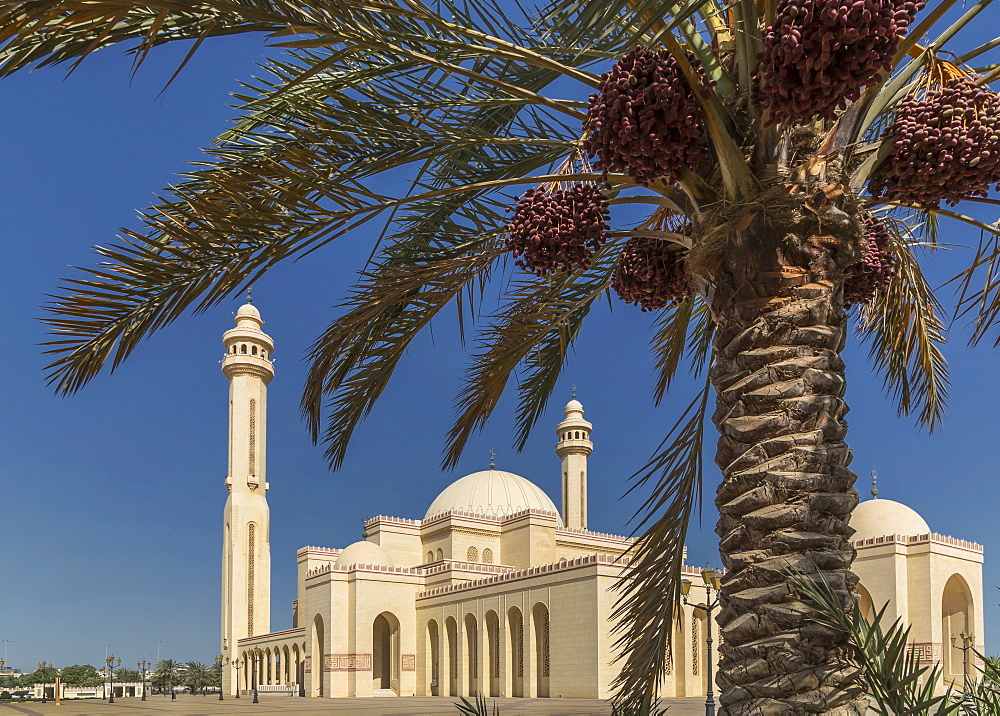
top-left (454, 694), bottom-right (501, 715)
top-left (791, 569), bottom-right (960, 715)
top-left (1, 0), bottom-right (999, 712)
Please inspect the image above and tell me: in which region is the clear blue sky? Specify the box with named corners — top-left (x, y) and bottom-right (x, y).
top-left (1, 21), bottom-right (998, 673)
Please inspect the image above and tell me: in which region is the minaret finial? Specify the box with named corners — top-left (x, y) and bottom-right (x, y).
top-left (871, 469), bottom-right (879, 499)
top-left (572, 384), bottom-right (576, 399)
top-left (489, 448), bottom-right (496, 470)
top-left (246, 286), bottom-right (253, 304)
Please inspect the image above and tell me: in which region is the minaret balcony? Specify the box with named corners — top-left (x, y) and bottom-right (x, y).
top-left (221, 354), bottom-right (275, 381)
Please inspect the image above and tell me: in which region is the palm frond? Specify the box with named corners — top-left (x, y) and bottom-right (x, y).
top-left (302, 240), bottom-right (503, 470)
top-left (650, 296), bottom-right (713, 405)
top-left (854, 215), bottom-right (950, 431)
top-left (950, 220), bottom-right (1000, 347)
top-left (609, 379), bottom-right (710, 712)
top-left (445, 243), bottom-right (621, 468)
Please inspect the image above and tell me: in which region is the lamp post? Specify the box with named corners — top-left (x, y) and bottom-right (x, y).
top-left (105, 656), bottom-right (121, 704)
top-left (950, 631), bottom-right (976, 707)
top-left (215, 656), bottom-right (224, 701)
top-left (228, 655), bottom-right (244, 699)
top-left (250, 647), bottom-right (263, 704)
top-left (681, 565), bottom-right (723, 716)
top-left (37, 662), bottom-right (52, 704)
top-left (138, 660), bottom-right (150, 701)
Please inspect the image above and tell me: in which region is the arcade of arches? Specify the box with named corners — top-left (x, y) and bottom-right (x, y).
top-left (219, 303), bottom-right (984, 699)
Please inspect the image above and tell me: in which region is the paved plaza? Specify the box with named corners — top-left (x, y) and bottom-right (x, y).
top-left (0, 695), bottom-right (713, 715)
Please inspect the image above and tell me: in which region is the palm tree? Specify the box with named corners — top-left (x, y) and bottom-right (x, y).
top-left (182, 661), bottom-right (211, 695)
top-left (153, 659), bottom-right (180, 697)
top-left (2, 1), bottom-right (998, 712)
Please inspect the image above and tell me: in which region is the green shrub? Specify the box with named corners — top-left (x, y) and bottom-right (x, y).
top-left (0, 691), bottom-right (10, 700)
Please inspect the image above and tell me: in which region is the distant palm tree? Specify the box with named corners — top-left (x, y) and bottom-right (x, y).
top-left (2, 1), bottom-right (999, 712)
top-left (182, 661), bottom-right (211, 695)
top-left (153, 659), bottom-right (179, 696)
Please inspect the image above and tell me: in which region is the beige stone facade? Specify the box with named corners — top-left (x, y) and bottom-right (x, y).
top-left (219, 303), bottom-right (984, 700)
top-left (849, 493), bottom-right (984, 689)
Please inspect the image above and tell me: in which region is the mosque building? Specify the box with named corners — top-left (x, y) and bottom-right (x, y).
top-left (217, 300), bottom-right (984, 699)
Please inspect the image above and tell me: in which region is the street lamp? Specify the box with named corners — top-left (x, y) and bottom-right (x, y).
top-left (37, 662), bottom-right (52, 704)
top-left (227, 655), bottom-right (244, 699)
top-left (105, 656), bottom-right (121, 704)
top-left (215, 656), bottom-right (225, 701)
top-left (950, 631), bottom-right (976, 706)
top-left (681, 565), bottom-right (723, 716)
top-left (250, 647), bottom-right (264, 704)
top-left (138, 660), bottom-right (151, 701)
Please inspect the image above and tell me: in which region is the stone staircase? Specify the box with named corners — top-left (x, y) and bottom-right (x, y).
top-left (372, 689), bottom-right (398, 697)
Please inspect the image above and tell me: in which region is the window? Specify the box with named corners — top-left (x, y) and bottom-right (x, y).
top-left (467, 547), bottom-right (478, 562)
top-left (482, 548), bottom-right (493, 564)
top-left (436, 548), bottom-right (443, 561)
top-left (427, 551), bottom-right (434, 563)
top-left (241, 344), bottom-right (247, 354)
top-left (252, 346), bottom-right (258, 356)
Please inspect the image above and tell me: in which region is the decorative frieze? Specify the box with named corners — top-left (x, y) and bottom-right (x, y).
top-left (324, 654), bottom-right (372, 672)
top-left (401, 654), bottom-right (415, 672)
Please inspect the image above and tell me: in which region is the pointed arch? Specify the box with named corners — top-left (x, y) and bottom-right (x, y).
top-left (446, 616), bottom-right (459, 697)
top-left (855, 583), bottom-right (875, 623)
top-left (506, 606), bottom-right (524, 697)
top-left (942, 574), bottom-right (975, 684)
top-left (485, 610), bottom-right (500, 697)
top-left (531, 602), bottom-right (549, 698)
top-left (311, 613), bottom-right (324, 697)
top-left (427, 619), bottom-right (440, 696)
top-left (465, 613), bottom-right (479, 696)
top-left (373, 611), bottom-right (401, 694)
top-left (672, 609), bottom-right (687, 696)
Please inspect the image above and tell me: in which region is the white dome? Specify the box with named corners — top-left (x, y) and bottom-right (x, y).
top-left (850, 499), bottom-right (930, 541)
top-left (424, 470), bottom-right (562, 524)
top-left (236, 302), bottom-right (261, 319)
top-left (335, 540), bottom-right (395, 568)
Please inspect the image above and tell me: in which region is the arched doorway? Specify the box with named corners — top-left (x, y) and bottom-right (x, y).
top-left (485, 610), bottom-right (500, 697)
top-left (465, 613), bottom-right (479, 696)
top-left (311, 614), bottom-right (324, 697)
top-left (856, 583), bottom-right (875, 623)
top-left (506, 607), bottom-right (524, 697)
top-left (942, 574), bottom-right (975, 685)
top-left (531, 603), bottom-right (549, 698)
top-left (373, 612), bottom-right (401, 694)
top-left (446, 617), bottom-right (459, 697)
top-left (673, 611), bottom-right (687, 696)
top-left (427, 620), bottom-right (440, 696)
top-left (693, 610), bottom-right (708, 696)
top-left (292, 643), bottom-right (302, 696)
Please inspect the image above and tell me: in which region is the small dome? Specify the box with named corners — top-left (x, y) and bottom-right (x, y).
top-left (425, 470), bottom-right (561, 524)
top-left (335, 540), bottom-right (395, 568)
top-left (850, 499), bottom-right (930, 541)
top-left (565, 399), bottom-right (583, 416)
top-left (236, 302), bottom-right (261, 319)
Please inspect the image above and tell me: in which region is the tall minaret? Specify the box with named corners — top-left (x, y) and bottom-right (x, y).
top-left (556, 393), bottom-right (593, 530)
top-left (220, 297), bottom-right (274, 695)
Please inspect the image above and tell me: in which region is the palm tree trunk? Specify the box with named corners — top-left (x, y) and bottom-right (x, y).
top-left (708, 223), bottom-right (868, 714)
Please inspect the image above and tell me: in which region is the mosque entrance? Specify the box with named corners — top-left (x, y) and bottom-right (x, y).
top-left (373, 612), bottom-right (401, 695)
